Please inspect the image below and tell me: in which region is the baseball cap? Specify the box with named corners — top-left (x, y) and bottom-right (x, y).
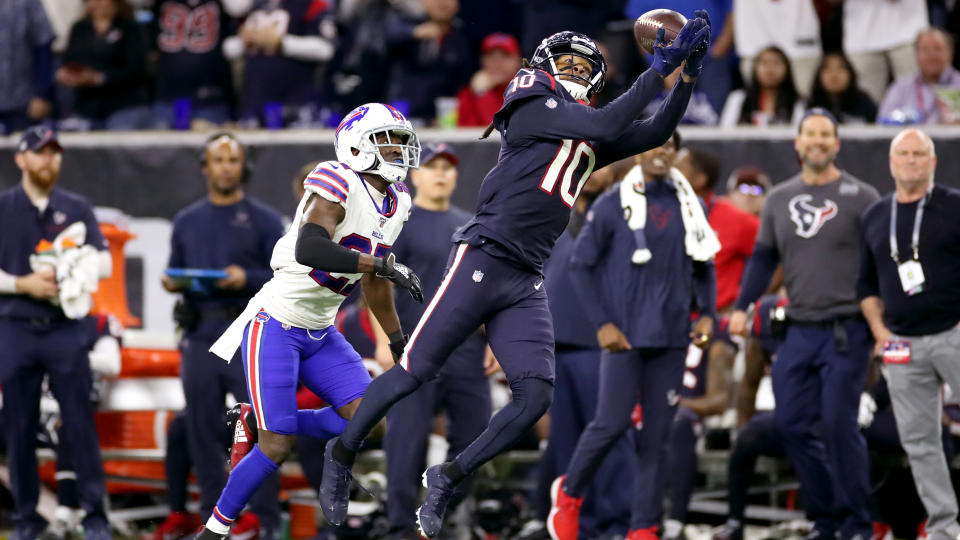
top-left (421, 142), bottom-right (458, 166)
top-left (18, 125), bottom-right (62, 153)
top-left (481, 32), bottom-right (520, 57)
top-left (798, 107), bottom-right (839, 134)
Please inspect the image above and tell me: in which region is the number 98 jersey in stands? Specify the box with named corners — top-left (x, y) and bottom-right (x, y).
top-left (453, 67), bottom-right (678, 271)
top-left (260, 160), bottom-right (411, 330)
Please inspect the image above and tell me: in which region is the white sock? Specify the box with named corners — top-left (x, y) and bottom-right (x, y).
top-left (205, 515), bottom-right (231, 536)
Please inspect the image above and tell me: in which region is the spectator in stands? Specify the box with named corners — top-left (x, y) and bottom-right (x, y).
top-left (843, 0), bottom-right (926, 104)
top-left (858, 128), bottom-right (960, 540)
top-left (385, 0), bottom-right (472, 124)
top-left (0, 0), bottom-right (56, 134)
top-left (456, 32), bottom-right (522, 127)
top-left (721, 46), bottom-right (803, 127)
top-left (643, 67), bottom-right (717, 125)
top-left (724, 166), bottom-right (771, 217)
top-left (807, 52), bottom-right (878, 125)
top-left (520, 0), bottom-right (621, 59)
top-left (322, 0), bottom-right (392, 116)
top-left (733, 0), bottom-right (821, 99)
top-left (57, 0), bottom-right (151, 130)
top-left (675, 148), bottom-right (758, 313)
top-left (625, 0), bottom-right (735, 114)
top-left (149, 0), bottom-right (244, 129)
top-left (879, 28), bottom-right (960, 125)
top-left (161, 133), bottom-right (285, 538)
top-left (223, 0), bottom-right (336, 128)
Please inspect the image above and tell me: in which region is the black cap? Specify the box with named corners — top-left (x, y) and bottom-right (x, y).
top-left (798, 107), bottom-right (840, 134)
top-left (421, 142), bottom-right (458, 166)
top-left (17, 125), bottom-right (62, 153)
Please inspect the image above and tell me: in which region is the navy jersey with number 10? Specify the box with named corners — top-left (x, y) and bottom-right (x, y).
top-left (454, 67), bottom-right (694, 271)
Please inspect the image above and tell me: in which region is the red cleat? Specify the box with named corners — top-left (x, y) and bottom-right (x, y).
top-left (627, 526), bottom-right (660, 540)
top-left (228, 403), bottom-right (257, 470)
top-left (546, 476), bottom-right (583, 540)
top-left (230, 512), bottom-right (260, 540)
top-left (150, 511), bottom-right (199, 540)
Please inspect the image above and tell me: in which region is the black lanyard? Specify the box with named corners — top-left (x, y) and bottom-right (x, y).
top-left (889, 189), bottom-right (930, 264)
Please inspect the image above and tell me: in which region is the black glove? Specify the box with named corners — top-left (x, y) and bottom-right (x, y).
top-left (388, 330), bottom-right (408, 362)
top-left (683, 10), bottom-right (712, 78)
top-left (374, 253), bottom-right (424, 303)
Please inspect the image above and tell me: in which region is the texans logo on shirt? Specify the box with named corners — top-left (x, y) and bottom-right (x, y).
top-left (788, 194), bottom-right (838, 239)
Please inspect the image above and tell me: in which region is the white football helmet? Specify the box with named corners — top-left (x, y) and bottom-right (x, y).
top-left (334, 103), bottom-right (420, 183)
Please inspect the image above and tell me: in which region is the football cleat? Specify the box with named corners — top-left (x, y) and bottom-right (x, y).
top-left (626, 526), bottom-right (660, 540)
top-left (150, 511), bottom-right (200, 540)
top-left (318, 437), bottom-right (353, 526)
top-left (546, 476), bottom-right (583, 540)
top-left (416, 465), bottom-right (458, 538)
top-left (227, 403), bottom-right (257, 470)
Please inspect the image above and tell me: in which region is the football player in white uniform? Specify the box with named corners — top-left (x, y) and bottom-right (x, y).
top-left (197, 103), bottom-right (424, 540)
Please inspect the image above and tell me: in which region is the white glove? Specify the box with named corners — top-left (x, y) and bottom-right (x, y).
top-left (858, 392), bottom-right (877, 429)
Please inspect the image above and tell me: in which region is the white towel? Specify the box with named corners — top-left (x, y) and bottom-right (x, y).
top-left (619, 165), bottom-right (721, 264)
top-left (209, 288), bottom-right (269, 362)
top-left (28, 222), bottom-right (101, 319)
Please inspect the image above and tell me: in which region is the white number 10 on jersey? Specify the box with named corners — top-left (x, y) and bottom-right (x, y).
top-left (538, 139), bottom-right (596, 208)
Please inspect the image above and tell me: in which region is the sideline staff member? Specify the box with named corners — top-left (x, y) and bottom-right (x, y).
top-left (162, 133), bottom-right (285, 535)
top-left (858, 128), bottom-right (960, 540)
top-left (0, 126), bottom-right (111, 540)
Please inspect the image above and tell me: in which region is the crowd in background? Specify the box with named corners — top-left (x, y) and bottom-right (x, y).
top-left (3, 0), bottom-right (960, 133)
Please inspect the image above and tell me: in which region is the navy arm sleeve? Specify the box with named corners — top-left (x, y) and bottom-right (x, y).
top-left (568, 200), bottom-right (615, 330)
top-left (32, 44), bottom-right (53, 101)
top-left (80, 204), bottom-right (108, 251)
top-left (856, 219), bottom-right (880, 301)
top-left (595, 79), bottom-right (695, 168)
top-left (693, 260), bottom-right (717, 321)
top-left (506, 69), bottom-right (665, 143)
top-left (733, 243), bottom-right (779, 311)
top-left (168, 219), bottom-right (186, 269)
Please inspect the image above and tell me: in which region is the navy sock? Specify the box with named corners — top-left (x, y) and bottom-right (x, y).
top-left (339, 366), bottom-right (421, 453)
top-left (208, 445), bottom-right (279, 531)
top-left (296, 407), bottom-right (347, 440)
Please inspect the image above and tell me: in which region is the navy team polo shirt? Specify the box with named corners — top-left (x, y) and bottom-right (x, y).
top-left (0, 184), bottom-right (107, 320)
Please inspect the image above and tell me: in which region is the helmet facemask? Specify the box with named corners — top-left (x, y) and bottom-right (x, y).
top-left (357, 127), bottom-right (421, 184)
top-left (532, 33), bottom-right (606, 101)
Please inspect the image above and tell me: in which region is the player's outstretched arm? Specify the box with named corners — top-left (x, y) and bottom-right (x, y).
top-left (360, 273), bottom-right (406, 361)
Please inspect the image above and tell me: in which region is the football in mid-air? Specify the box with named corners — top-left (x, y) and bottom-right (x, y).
top-left (633, 9), bottom-right (688, 54)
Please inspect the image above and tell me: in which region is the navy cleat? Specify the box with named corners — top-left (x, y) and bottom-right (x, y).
top-left (318, 437), bottom-right (353, 526)
top-left (417, 464), bottom-right (459, 538)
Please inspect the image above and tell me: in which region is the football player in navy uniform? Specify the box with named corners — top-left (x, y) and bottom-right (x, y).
top-left (319, 16), bottom-right (713, 539)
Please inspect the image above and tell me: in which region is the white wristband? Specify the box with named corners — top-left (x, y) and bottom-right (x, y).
top-left (0, 269), bottom-right (17, 294)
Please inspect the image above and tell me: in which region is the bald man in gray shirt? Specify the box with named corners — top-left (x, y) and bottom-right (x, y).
top-left (729, 109), bottom-right (879, 540)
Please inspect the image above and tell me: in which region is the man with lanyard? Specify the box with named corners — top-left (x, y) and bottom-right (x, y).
top-left (729, 109), bottom-right (879, 540)
top-left (0, 126), bottom-right (111, 540)
top-left (162, 132), bottom-right (286, 538)
top-left (858, 128), bottom-right (960, 540)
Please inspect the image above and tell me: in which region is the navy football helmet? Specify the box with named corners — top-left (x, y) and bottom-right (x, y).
top-left (531, 31), bottom-right (607, 101)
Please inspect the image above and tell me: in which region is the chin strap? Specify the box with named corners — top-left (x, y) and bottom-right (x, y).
top-left (560, 80), bottom-right (589, 101)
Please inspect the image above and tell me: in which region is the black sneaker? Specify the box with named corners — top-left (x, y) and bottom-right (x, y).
top-left (417, 465), bottom-right (458, 538)
top-left (318, 437), bottom-right (353, 526)
top-left (194, 527), bottom-right (227, 540)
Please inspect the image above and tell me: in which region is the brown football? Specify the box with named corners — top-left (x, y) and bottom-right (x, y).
top-left (634, 9), bottom-right (688, 54)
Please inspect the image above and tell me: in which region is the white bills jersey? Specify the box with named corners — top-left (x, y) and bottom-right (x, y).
top-left (259, 160), bottom-right (412, 329)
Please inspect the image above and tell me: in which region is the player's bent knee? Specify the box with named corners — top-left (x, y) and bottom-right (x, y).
top-left (337, 397), bottom-right (363, 420)
top-left (258, 430), bottom-right (296, 464)
top-left (511, 377), bottom-right (554, 421)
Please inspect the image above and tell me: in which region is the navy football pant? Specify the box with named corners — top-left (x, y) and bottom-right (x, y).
top-left (0, 319), bottom-right (107, 537)
top-left (666, 407), bottom-right (700, 524)
top-left (384, 374), bottom-right (491, 536)
top-left (772, 320), bottom-right (872, 539)
top-left (564, 347), bottom-right (685, 530)
top-left (536, 346), bottom-right (632, 538)
top-left (342, 244), bottom-right (555, 476)
top-left (180, 331), bottom-right (280, 533)
top-left (726, 411), bottom-right (784, 523)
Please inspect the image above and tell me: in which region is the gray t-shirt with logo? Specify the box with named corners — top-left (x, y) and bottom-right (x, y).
top-left (758, 171), bottom-right (880, 321)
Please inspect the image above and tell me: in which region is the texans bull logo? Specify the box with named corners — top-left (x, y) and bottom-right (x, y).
top-left (788, 194), bottom-right (838, 239)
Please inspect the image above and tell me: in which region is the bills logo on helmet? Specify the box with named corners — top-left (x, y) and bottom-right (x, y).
top-left (384, 104), bottom-right (406, 122)
top-left (788, 194), bottom-right (838, 239)
top-left (336, 106), bottom-right (370, 138)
